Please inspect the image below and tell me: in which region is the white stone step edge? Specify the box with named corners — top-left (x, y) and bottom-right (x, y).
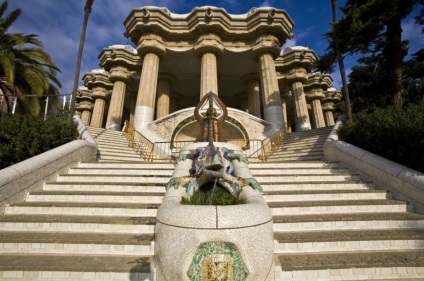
top-left (77, 162), bottom-right (175, 168)
top-left (270, 203), bottom-right (410, 215)
top-left (25, 194), bottom-right (164, 204)
top-left (0, 243), bottom-right (154, 256)
top-left (264, 192), bottom-right (389, 202)
top-left (0, 222), bottom-right (155, 234)
top-left (262, 182), bottom-right (374, 191)
top-left (4, 206), bottom-right (158, 217)
top-left (274, 239), bottom-right (424, 254)
top-left (42, 184), bottom-right (166, 193)
top-left (67, 169), bottom-right (174, 175)
top-left (274, 266), bottom-right (424, 281)
top-left (273, 219), bottom-right (424, 232)
top-left (0, 271), bottom-right (153, 280)
top-left (250, 168), bottom-right (349, 175)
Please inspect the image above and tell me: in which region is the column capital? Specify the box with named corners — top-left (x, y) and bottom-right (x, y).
top-left (251, 36), bottom-right (281, 59)
top-left (285, 68), bottom-right (308, 84)
top-left (158, 73), bottom-right (176, 83)
top-left (109, 66), bottom-right (132, 83)
top-left (306, 89), bottom-right (325, 101)
top-left (193, 34), bottom-right (224, 57)
top-left (91, 87), bottom-right (110, 100)
top-left (137, 33), bottom-right (167, 58)
top-left (241, 73), bottom-right (260, 84)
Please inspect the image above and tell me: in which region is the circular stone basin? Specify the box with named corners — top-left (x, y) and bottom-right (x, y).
top-left (154, 187), bottom-right (274, 281)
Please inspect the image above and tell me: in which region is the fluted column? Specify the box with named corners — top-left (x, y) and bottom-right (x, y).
top-left (281, 95), bottom-right (288, 132)
top-left (246, 78), bottom-right (261, 118)
top-left (156, 74), bottom-right (174, 119)
top-left (105, 67), bottom-right (129, 130)
top-left (258, 52), bottom-right (285, 129)
top-left (194, 34), bottom-right (224, 99)
top-left (323, 88), bottom-right (342, 126)
top-left (134, 52), bottom-right (160, 128)
top-left (90, 88), bottom-right (109, 128)
top-left (308, 92), bottom-right (326, 128)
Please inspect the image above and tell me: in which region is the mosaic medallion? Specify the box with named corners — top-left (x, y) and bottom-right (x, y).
top-left (187, 241), bottom-right (248, 281)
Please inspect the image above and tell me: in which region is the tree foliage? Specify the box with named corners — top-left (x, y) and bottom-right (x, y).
top-left (316, 0), bottom-right (422, 111)
top-left (0, 0), bottom-right (61, 117)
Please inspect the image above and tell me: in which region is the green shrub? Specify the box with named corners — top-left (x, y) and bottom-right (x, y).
top-left (338, 104), bottom-right (424, 173)
top-left (0, 114), bottom-right (78, 169)
top-left (181, 182), bottom-right (244, 205)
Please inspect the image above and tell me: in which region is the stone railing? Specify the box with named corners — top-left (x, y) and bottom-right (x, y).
top-left (324, 117), bottom-right (424, 213)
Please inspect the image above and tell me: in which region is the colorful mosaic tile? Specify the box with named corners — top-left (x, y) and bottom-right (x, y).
top-left (187, 241), bottom-right (248, 281)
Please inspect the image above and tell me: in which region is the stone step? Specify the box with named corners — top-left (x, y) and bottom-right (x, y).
top-left (96, 156), bottom-right (148, 162)
top-left (96, 150), bottom-right (142, 158)
top-left (273, 212), bottom-right (424, 231)
top-left (254, 174), bottom-right (362, 182)
top-left (264, 190), bottom-right (389, 202)
top-left (26, 191), bottom-right (164, 204)
top-left (5, 202), bottom-right (159, 216)
top-left (263, 181), bottom-right (375, 191)
top-left (56, 174), bottom-right (169, 183)
top-left (269, 200), bottom-right (411, 215)
top-left (0, 256), bottom-right (152, 280)
top-left (284, 139), bottom-right (326, 146)
top-left (274, 229), bottom-right (424, 243)
top-left (247, 162), bottom-right (341, 169)
top-left (77, 162), bottom-right (174, 169)
top-left (43, 183), bottom-right (166, 193)
top-left (95, 145), bottom-right (138, 153)
top-left (0, 214), bottom-right (155, 233)
top-left (68, 167), bottom-right (174, 176)
top-left (0, 232), bottom-right (153, 256)
top-left (276, 251), bottom-right (424, 281)
top-left (265, 155), bottom-right (324, 162)
top-left (272, 149), bottom-right (324, 157)
top-left (250, 167), bottom-right (350, 175)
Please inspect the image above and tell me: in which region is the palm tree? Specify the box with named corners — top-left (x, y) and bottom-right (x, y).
top-left (0, 0), bottom-right (61, 117)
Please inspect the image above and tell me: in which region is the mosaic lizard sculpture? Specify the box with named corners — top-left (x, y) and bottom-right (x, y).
top-left (165, 141), bottom-right (263, 197)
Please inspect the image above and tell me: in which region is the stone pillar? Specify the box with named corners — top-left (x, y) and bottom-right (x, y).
top-left (156, 74), bottom-right (174, 119)
top-left (323, 88), bottom-right (342, 126)
top-left (133, 34), bottom-right (167, 130)
top-left (252, 36), bottom-right (285, 129)
top-left (281, 95), bottom-right (288, 132)
top-left (76, 87), bottom-right (93, 126)
top-left (246, 78), bottom-right (262, 118)
top-left (90, 88), bottom-right (109, 128)
top-left (194, 34), bottom-right (224, 99)
top-left (105, 67), bottom-right (130, 130)
top-left (307, 92), bottom-right (326, 128)
top-left (287, 71), bottom-right (311, 131)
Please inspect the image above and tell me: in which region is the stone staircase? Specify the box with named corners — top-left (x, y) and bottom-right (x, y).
top-left (1, 126), bottom-right (424, 280)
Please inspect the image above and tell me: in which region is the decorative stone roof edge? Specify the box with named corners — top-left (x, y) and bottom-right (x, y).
top-left (124, 6), bottom-right (294, 44)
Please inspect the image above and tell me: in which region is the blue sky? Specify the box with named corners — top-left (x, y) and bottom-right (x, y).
top-left (7, 0), bottom-right (423, 96)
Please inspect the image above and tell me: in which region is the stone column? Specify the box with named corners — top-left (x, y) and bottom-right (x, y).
top-left (194, 34), bottom-right (224, 99)
top-left (246, 78), bottom-right (261, 118)
top-left (156, 74), bottom-right (174, 119)
top-left (90, 88), bottom-right (109, 128)
top-left (133, 34), bottom-right (167, 130)
top-left (105, 67), bottom-right (130, 130)
top-left (81, 109), bottom-right (92, 125)
top-left (281, 95), bottom-right (288, 132)
top-left (287, 71), bottom-right (311, 131)
top-left (258, 52), bottom-right (285, 129)
top-left (307, 91), bottom-right (326, 128)
top-left (323, 88), bottom-right (342, 126)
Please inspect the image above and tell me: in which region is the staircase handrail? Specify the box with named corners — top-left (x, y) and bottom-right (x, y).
top-left (122, 120), bottom-right (286, 162)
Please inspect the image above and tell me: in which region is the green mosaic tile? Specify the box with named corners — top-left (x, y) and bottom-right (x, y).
top-left (187, 241), bottom-right (248, 281)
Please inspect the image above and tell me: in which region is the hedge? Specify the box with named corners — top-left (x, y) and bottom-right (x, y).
top-left (337, 104), bottom-right (424, 173)
top-left (0, 114), bottom-right (78, 169)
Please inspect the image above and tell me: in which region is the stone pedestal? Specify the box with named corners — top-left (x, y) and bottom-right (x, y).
top-left (155, 142), bottom-right (274, 281)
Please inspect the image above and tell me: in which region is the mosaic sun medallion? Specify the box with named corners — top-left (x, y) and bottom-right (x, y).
top-left (187, 241), bottom-right (248, 281)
